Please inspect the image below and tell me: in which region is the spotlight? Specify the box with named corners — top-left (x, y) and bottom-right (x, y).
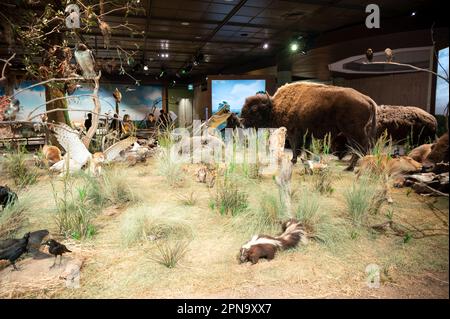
top-left (290, 42), bottom-right (299, 52)
top-left (143, 65), bottom-right (149, 71)
top-left (411, 11), bottom-right (416, 16)
top-left (263, 43), bottom-right (269, 50)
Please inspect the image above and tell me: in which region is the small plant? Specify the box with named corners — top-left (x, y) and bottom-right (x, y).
top-left (151, 240), bottom-right (190, 268)
top-left (120, 208), bottom-right (193, 246)
top-left (403, 233), bottom-right (412, 244)
top-left (212, 174), bottom-right (248, 216)
top-left (50, 172), bottom-right (97, 240)
top-left (177, 191), bottom-right (198, 206)
top-left (312, 167), bottom-right (334, 195)
top-left (344, 174), bottom-right (386, 226)
top-left (2, 146), bottom-right (38, 188)
top-left (294, 191), bottom-right (342, 246)
top-left (0, 193), bottom-right (30, 239)
top-left (157, 148), bottom-right (185, 187)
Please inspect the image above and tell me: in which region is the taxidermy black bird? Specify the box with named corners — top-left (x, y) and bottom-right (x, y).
top-left (366, 48), bottom-right (373, 62)
top-left (74, 43), bottom-right (97, 79)
top-left (0, 185), bottom-right (18, 210)
top-left (42, 239), bottom-right (72, 269)
top-left (0, 230), bottom-right (50, 259)
top-left (0, 232), bottom-right (30, 271)
top-left (385, 48), bottom-right (393, 63)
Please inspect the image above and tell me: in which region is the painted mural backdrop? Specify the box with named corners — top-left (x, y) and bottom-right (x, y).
top-left (1, 82), bottom-right (163, 123)
top-left (435, 47), bottom-right (449, 115)
top-left (211, 79), bottom-right (266, 114)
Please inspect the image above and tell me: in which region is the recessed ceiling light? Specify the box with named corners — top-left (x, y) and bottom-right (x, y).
top-left (181, 22), bottom-right (190, 26)
top-left (195, 36), bottom-right (201, 39)
top-left (290, 42), bottom-right (299, 52)
top-left (411, 11), bottom-right (417, 16)
top-left (143, 65), bottom-right (149, 71)
top-left (263, 43), bottom-right (269, 49)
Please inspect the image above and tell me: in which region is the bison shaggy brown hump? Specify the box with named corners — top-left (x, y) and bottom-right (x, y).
top-left (423, 133), bottom-right (449, 170)
top-left (377, 105), bottom-right (437, 144)
top-left (240, 82), bottom-right (377, 170)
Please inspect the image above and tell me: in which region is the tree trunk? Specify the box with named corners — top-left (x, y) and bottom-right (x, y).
top-left (45, 85), bottom-right (71, 125)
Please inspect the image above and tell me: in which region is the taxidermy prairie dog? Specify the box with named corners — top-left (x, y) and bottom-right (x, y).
top-left (196, 165), bottom-right (216, 188)
top-left (42, 145), bottom-right (62, 166)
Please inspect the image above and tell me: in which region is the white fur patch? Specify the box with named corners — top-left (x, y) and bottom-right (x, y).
top-left (241, 235), bottom-right (281, 249)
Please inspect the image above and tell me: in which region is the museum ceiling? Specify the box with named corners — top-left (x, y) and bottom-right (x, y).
top-left (0, 0), bottom-right (446, 82)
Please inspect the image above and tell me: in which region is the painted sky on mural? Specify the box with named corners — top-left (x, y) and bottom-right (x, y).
top-left (4, 82), bottom-right (163, 122)
top-left (436, 47), bottom-right (449, 115)
top-left (211, 79), bottom-right (266, 113)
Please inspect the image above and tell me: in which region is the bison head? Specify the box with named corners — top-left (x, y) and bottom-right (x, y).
top-left (240, 93), bottom-right (273, 128)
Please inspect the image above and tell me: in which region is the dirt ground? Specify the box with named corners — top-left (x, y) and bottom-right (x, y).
top-left (0, 154), bottom-right (448, 299)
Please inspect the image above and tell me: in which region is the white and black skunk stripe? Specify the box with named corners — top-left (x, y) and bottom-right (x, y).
top-left (238, 219), bottom-right (306, 264)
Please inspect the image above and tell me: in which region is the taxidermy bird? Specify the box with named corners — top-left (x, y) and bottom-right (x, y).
top-left (74, 43), bottom-right (97, 79)
top-left (42, 239), bottom-right (72, 269)
top-left (0, 230), bottom-right (50, 259)
top-left (0, 232), bottom-right (30, 271)
top-left (385, 48), bottom-right (393, 63)
top-left (0, 185), bottom-right (18, 210)
top-left (49, 123), bottom-right (137, 176)
top-left (113, 87), bottom-right (122, 103)
top-left (366, 48), bottom-right (373, 62)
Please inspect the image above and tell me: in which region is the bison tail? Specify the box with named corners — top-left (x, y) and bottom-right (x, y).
top-left (365, 96), bottom-right (378, 149)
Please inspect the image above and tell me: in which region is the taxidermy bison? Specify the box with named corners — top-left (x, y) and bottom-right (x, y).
top-left (240, 82), bottom-right (377, 170)
top-left (333, 105), bottom-right (437, 159)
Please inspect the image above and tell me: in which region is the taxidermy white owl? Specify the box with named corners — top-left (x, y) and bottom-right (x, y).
top-left (385, 48), bottom-right (393, 63)
top-left (49, 123), bottom-right (137, 176)
top-left (74, 44), bottom-right (97, 79)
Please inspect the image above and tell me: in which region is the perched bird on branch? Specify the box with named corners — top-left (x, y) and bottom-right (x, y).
top-left (0, 232), bottom-right (30, 271)
top-left (74, 43), bottom-right (97, 79)
top-left (42, 239), bottom-right (72, 269)
top-left (385, 48), bottom-right (393, 63)
top-left (113, 88), bottom-right (122, 103)
top-left (366, 48), bottom-right (373, 62)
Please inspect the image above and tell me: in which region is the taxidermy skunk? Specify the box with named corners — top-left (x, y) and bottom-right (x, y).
top-left (0, 185), bottom-right (18, 210)
top-left (238, 219), bottom-right (306, 264)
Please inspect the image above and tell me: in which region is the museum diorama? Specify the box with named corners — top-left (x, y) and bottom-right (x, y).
top-left (0, 0), bottom-right (448, 299)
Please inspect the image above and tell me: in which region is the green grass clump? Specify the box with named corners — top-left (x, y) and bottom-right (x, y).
top-left (2, 146), bottom-right (38, 188)
top-left (344, 174), bottom-right (386, 226)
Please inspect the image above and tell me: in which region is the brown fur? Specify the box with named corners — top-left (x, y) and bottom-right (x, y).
top-left (356, 155), bottom-right (422, 178)
top-left (42, 145), bottom-right (62, 165)
top-left (243, 244), bottom-right (276, 264)
top-left (333, 105), bottom-right (437, 159)
top-left (423, 133), bottom-right (449, 170)
top-left (240, 82), bottom-right (377, 170)
top-left (376, 105), bottom-right (437, 144)
top-left (408, 144), bottom-right (434, 163)
top-left (238, 219), bottom-right (305, 264)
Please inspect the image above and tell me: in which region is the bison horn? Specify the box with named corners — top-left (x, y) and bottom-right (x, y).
top-left (265, 91), bottom-right (272, 107)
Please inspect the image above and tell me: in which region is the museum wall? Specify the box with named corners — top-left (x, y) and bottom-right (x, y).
top-left (167, 87), bottom-right (194, 126)
top-left (335, 71), bottom-right (433, 111)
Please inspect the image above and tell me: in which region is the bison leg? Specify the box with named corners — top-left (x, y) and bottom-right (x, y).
top-left (288, 133), bottom-right (301, 164)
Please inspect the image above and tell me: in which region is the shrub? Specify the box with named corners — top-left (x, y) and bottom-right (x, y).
top-left (312, 167), bottom-right (334, 195)
top-left (212, 174), bottom-right (248, 216)
top-left (2, 146), bottom-right (38, 188)
top-left (151, 240), bottom-right (190, 268)
top-left (344, 174), bottom-right (386, 226)
top-left (120, 207), bottom-right (193, 247)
